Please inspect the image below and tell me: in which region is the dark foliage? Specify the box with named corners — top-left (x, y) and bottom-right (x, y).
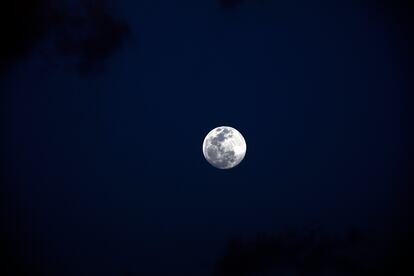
top-left (0, 0), bottom-right (131, 75)
top-left (214, 227), bottom-right (414, 276)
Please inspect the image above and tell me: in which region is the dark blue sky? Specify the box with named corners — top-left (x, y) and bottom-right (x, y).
top-left (1, 1), bottom-right (413, 275)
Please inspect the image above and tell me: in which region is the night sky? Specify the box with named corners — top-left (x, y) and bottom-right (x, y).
top-left (1, 1), bottom-right (413, 275)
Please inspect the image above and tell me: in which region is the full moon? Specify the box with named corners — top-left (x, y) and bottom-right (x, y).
top-left (202, 126), bottom-right (247, 169)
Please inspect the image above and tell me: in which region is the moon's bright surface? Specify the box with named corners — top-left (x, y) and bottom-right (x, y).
top-left (202, 126), bottom-right (247, 169)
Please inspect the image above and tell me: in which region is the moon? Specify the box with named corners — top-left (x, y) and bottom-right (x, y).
top-left (202, 126), bottom-right (247, 169)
